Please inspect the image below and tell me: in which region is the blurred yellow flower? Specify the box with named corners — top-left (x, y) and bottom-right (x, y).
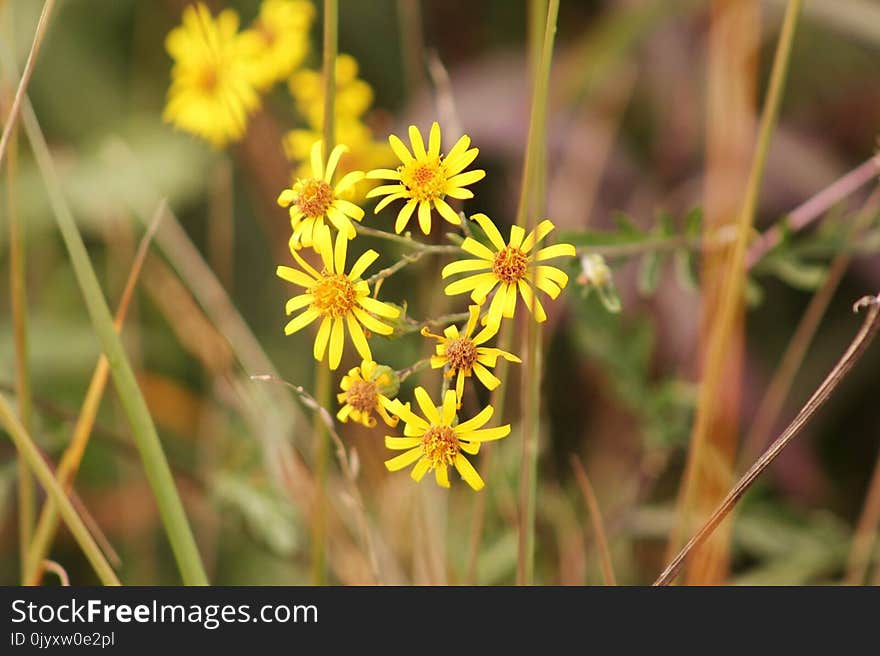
top-left (337, 360), bottom-right (400, 428)
top-left (421, 305), bottom-right (520, 403)
top-left (276, 226), bottom-right (400, 370)
top-left (163, 3), bottom-right (259, 148)
top-left (240, 0), bottom-right (314, 90)
top-left (442, 214), bottom-right (575, 328)
top-left (382, 388), bottom-right (510, 490)
top-left (366, 122), bottom-right (484, 235)
top-left (277, 140), bottom-right (366, 250)
top-left (288, 54), bottom-right (374, 126)
top-left (283, 119), bottom-right (394, 204)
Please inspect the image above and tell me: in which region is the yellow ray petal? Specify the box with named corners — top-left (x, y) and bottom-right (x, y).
top-left (385, 446), bottom-right (423, 471)
top-left (309, 140), bottom-right (324, 179)
top-left (427, 121), bottom-right (441, 157)
top-left (284, 308), bottom-right (319, 335)
top-left (408, 124), bottom-right (427, 159)
top-left (418, 201), bottom-right (432, 235)
top-left (324, 143), bottom-right (348, 183)
top-left (358, 295), bottom-right (400, 318)
top-left (314, 315), bottom-right (332, 360)
top-left (395, 200), bottom-right (418, 233)
top-left (454, 453), bottom-right (485, 491)
top-left (414, 386), bottom-right (441, 425)
top-left (471, 213), bottom-right (507, 251)
top-left (454, 405), bottom-right (494, 433)
top-left (522, 219), bottom-right (555, 252)
top-left (347, 313), bottom-right (372, 361)
top-left (462, 424), bottom-right (510, 443)
top-left (328, 316), bottom-right (345, 369)
top-left (435, 463), bottom-right (450, 488)
top-left (535, 243), bottom-right (577, 261)
top-left (460, 237), bottom-right (496, 261)
top-left (441, 259), bottom-right (491, 278)
top-left (385, 436), bottom-right (422, 450)
top-left (441, 389), bottom-right (457, 425)
top-left (411, 457), bottom-right (431, 481)
top-left (276, 265), bottom-right (316, 288)
top-left (388, 133), bottom-right (414, 164)
top-left (348, 249), bottom-right (379, 280)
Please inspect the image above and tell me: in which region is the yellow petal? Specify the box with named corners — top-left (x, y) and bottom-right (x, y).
top-left (348, 249), bottom-right (379, 280)
top-left (395, 200), bottom-right (418, 233)
top-left (418, 201), bottom-right (432, 235)
top-left (314, 315), bottom-right (332, 360)
top-left (535, 243), bottom-right (577, 261)
top-left (335, 170), bottom-right (365, 194)
top-left (335, 199), bottom-right (365, 221)
top-left (347, 313), bottom-right (372, 361)
top-left (285, 294), bottom-right (313, 315)
top-left (444, 272), bottom-right (498, 298)
top-left (471, 213), bottom-right (507, 251)
top-left (427, 121), bottom-right (441, 157)
top-left (310, 140), bottom-right (324, 179)
top-left (444, 146), bottom-right (479, 176)
top-left (411, 457), bottom-right (431, 481)
top-left (388, 133), bottom-right (414, 164)
top-left (462, 424), bottom-right (510, 443)
top-left (385, 446), bottom-right (423, 471)
top-left (435, 198), bottom-right (462, 225)
top-left (435, 463), bottom-right (450, 488)
top-left (284, 308), bottom-right (319, 335)
top-left (454, 453), bottom-right (485, 491)
top-left (518, 280), bottom-right (547, 322)
top-left (324, 143), bottom-right (348, 183)
top-left (441, 259), bottom-right (490, 278)
top-left (460, 237), bottom-right (496, 261)
top-left (441, 389), bottom-right (457, 425)
top-left (447, 169), bottom-right (485, 188)
top-left (537, 264), bottom-right (569, 287)
top-left (472, 362), bottom-right (501, 390)
top-left (276, 265), bottom-right (316, 288)
top-left (509, 225), bottom-right (525, 250)
top-left (328, 316), bottom-right (345, 369)
top-left (374, 192), bottom-right (408, 214)
top-left (414, 386), bottom-right (441, 425)
top-left (385, 436), bottom-right (422, 450)
top-left (455, 405), bottom-right (494, 433)
top-left (358, 295), bottom-right (400, 318)
top-left (408, 124), bottom-right (427, 159)
top-left (522, 219), bottom-right (555, 252)
top-left (365, 168), bottom-right (401, 180)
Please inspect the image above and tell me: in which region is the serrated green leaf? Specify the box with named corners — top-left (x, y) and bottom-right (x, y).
top-left (638, 251), bottom-right (662, 296)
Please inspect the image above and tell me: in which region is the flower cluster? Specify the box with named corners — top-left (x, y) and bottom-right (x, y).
top-left (163, 1), bottom-right (313, 148)
top-left (164, 3), bottom-right (577, 491)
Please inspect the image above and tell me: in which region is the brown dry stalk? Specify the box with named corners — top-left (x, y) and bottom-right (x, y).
top-left (570, 456), bottom-right (616, 585)
top-left (0, 0), bottom-right (54, 170)
top-left (655, 293), bottom-right (880, 586)
top-left (24, 203), bottom-right (164, 585)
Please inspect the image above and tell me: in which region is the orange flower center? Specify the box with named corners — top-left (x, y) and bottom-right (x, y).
top-left (492, 247), bottom-right (528, 284)
top-left (311, 274), bottom-right (356, 317)
top-left (422, 425), bottom-right (459, 467)
top-left (197, 66), bottom-right (220, 93)
top-left (345, 379), bottom-right (378, 413)
top-left (294, 178), bottom-right (334, 218)
top-left (445, 337), bottom-right (478, 373)
top-left (399, 157), bottom-right (446, 202)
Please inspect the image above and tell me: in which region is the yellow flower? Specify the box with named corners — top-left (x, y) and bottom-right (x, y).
top-left (381, 388), bottom-right (510, 490)
top-left (163, 3), bottom-right (260, 148)
top-left (421, 305), bottom-right (520, 403)
top-left (365, 122), bottom-right (485, 235)
top-left (442, 213), bottom-right (576, 328)
top-left (276, 226), bottom-right (401, 370)
top-left (337, 360), bottom-right (401, 428)
top-left (239, 0), bottom-right (314, 90)
top-left (277, 140), bottom-right (366, 250)
top-left (288, 54), bottom-right (374, 126)
top-left (283, 119), bottom-right (394, 204)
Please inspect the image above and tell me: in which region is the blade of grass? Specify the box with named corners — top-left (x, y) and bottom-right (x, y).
top-left (517, 0), bottom-right (559, 587)
top-left (670, 0), bottom-right (803, 580)
top-left (3, 0), bottom-right (35, 585)
top-left (17, 97), bottom-right (208, 586)
top-left (24, 202), bottom-right (163, 585)
top-left (656, 293), bottom-right (880, 585)
top-left (571, 456), bottom-right (617, 585)
top-left (0, 0), bottom-right (54, 170)
top-left (0, 393), bottom-right (120, 586)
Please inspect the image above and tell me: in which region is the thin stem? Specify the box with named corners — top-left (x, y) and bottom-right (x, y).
top-left (570, 455), bottom-right (617, 585)
top-left (24, 202), bottom-right (163, 585)
top-left (739, 188), bottom-right (880, 468)
top-left (322, 0), bottom-right (337, 151)
top-left (465, 319), bottom-right (514, 584)
top-left (17, 97), bottom-right (208, 586)
top-left (398, 310), bottom-right (471, 335)
top-left (0, 0), bottom-right (54, 171)
top-left (355, 222), bottom-right (462, 253)
top-left (517, 0), bottom-right (559, 587)
top-left (746, 155), bottom-right (880, 268)
top-left (0, 394), bottom-right (120, 586)
top-left (396, 357), bottom-right (431, 383)
top-left (655, 292), bottom-right (880, 586)
top-left (251, 375), bottom-right (380, 582)
top-left (846, 447), bottom-right (880, 585)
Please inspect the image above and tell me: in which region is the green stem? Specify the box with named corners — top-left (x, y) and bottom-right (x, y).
top-left (322, 0), bottom-right (337, 151)
top-left (0, 394), bottom-right (120, 586)
top-left (18, 99), bottom-right (208, 586)
top-left (518, 0), bottom-right (558, 587)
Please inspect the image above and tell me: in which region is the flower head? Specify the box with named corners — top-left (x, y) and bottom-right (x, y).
top-left (277, 140), bottom-right (366, 250)
top-left (276, 226), bottom-right (401, 370)
top-left (382, 388), bottom-right (510, 490)
top-left (239, 0), bottom-right (314, 90)
top-left (421, 305), bottom-right (520, 403)
top-left (284, 119), bottom-right (394, 204)
top-left (288, 54), bottom-right (374, 126)
top-left (442, 214), bottom-right (576, 328)
top-left (164, 3), bottom-right (260, 148)
top-left (337, 360), bottom-right (401, 428)
top-left (366, 122), bottom-right (485, 235)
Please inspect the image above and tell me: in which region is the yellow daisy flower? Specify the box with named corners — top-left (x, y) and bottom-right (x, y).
top-left (276, 226), bottom-right (401, 370)
top-left (337, 360), bottom-right (401, 428)
top-left (288, 54), bottom-right (374, 126)
top-left (277, 140), bottom-right (366, 250)
top-left (239, 0), bottom-right (314, 90)
top-left (442, 213), bottom-right (576, 328)
top-left (421, 305), bottom-right (521, 403)
top-left (365, 122), bottom-right (485, 235)
top-left (381, 388), bottom-right (510, 490)
top-left (163, 3), bottom-right (260, 148)
top-left (283, 119), bottom-right (394, 204)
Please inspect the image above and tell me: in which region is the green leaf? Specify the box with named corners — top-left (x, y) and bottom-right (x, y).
top-left (638, 251), bottom-right (662, 296)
